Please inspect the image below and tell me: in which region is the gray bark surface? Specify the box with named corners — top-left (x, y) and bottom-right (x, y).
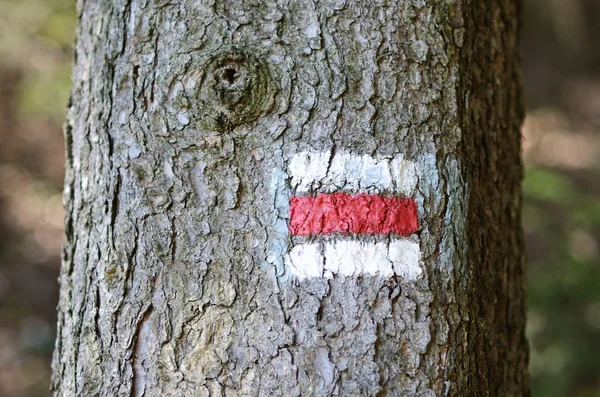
top-left (52, 0), bottom-right (528, 396)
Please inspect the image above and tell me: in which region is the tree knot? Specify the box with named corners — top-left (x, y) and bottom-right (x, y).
top-left (198, 48), bottom-right (276, 132)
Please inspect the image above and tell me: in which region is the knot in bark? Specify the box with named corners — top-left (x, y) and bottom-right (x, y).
top-left (198, 49), bottom-right (275, 131)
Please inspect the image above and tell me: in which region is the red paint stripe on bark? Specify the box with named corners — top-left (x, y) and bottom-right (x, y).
top-left (289, 193), bottom-right (419, 236)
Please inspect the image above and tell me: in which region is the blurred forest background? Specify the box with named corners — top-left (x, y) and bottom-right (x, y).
top-left (0, 0), bottom-right (599, 396)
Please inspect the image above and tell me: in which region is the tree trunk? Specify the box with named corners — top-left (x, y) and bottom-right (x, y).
top-left (52, 0), bottom-right (528, 396)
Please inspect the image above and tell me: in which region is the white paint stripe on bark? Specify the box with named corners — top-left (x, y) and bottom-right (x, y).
top-left (286, 240), bottom-right (422, 280)
top-left (288, 151), bottom-right (418, 195)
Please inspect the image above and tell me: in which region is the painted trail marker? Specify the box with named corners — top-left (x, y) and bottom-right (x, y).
top-left (282, 151), bottom-right (422, 281)
top-left (289, 193), bottom-right (418, 236)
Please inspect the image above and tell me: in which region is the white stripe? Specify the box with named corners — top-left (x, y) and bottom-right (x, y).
top-left (286, 240), bottom-right (422, 280)
top-left (286, 243), bottom-right (324, 279)
top-left (288, 151), bottom-right (418, 195)
top-left (388, 239), bottom-right (422, 281)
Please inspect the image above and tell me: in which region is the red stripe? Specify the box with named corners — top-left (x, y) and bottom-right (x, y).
top-left (289, 193), bottom-right (418, 236)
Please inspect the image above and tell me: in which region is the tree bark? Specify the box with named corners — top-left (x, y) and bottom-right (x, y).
top-left (52, 0), bottom-right (528, 396)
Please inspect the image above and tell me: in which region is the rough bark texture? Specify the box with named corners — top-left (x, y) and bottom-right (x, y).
top-left (52, 0), bottom-right (528, 395)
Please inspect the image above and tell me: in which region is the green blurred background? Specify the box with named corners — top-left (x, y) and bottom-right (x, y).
top-left (0, 0), bottom-right (598, 396)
